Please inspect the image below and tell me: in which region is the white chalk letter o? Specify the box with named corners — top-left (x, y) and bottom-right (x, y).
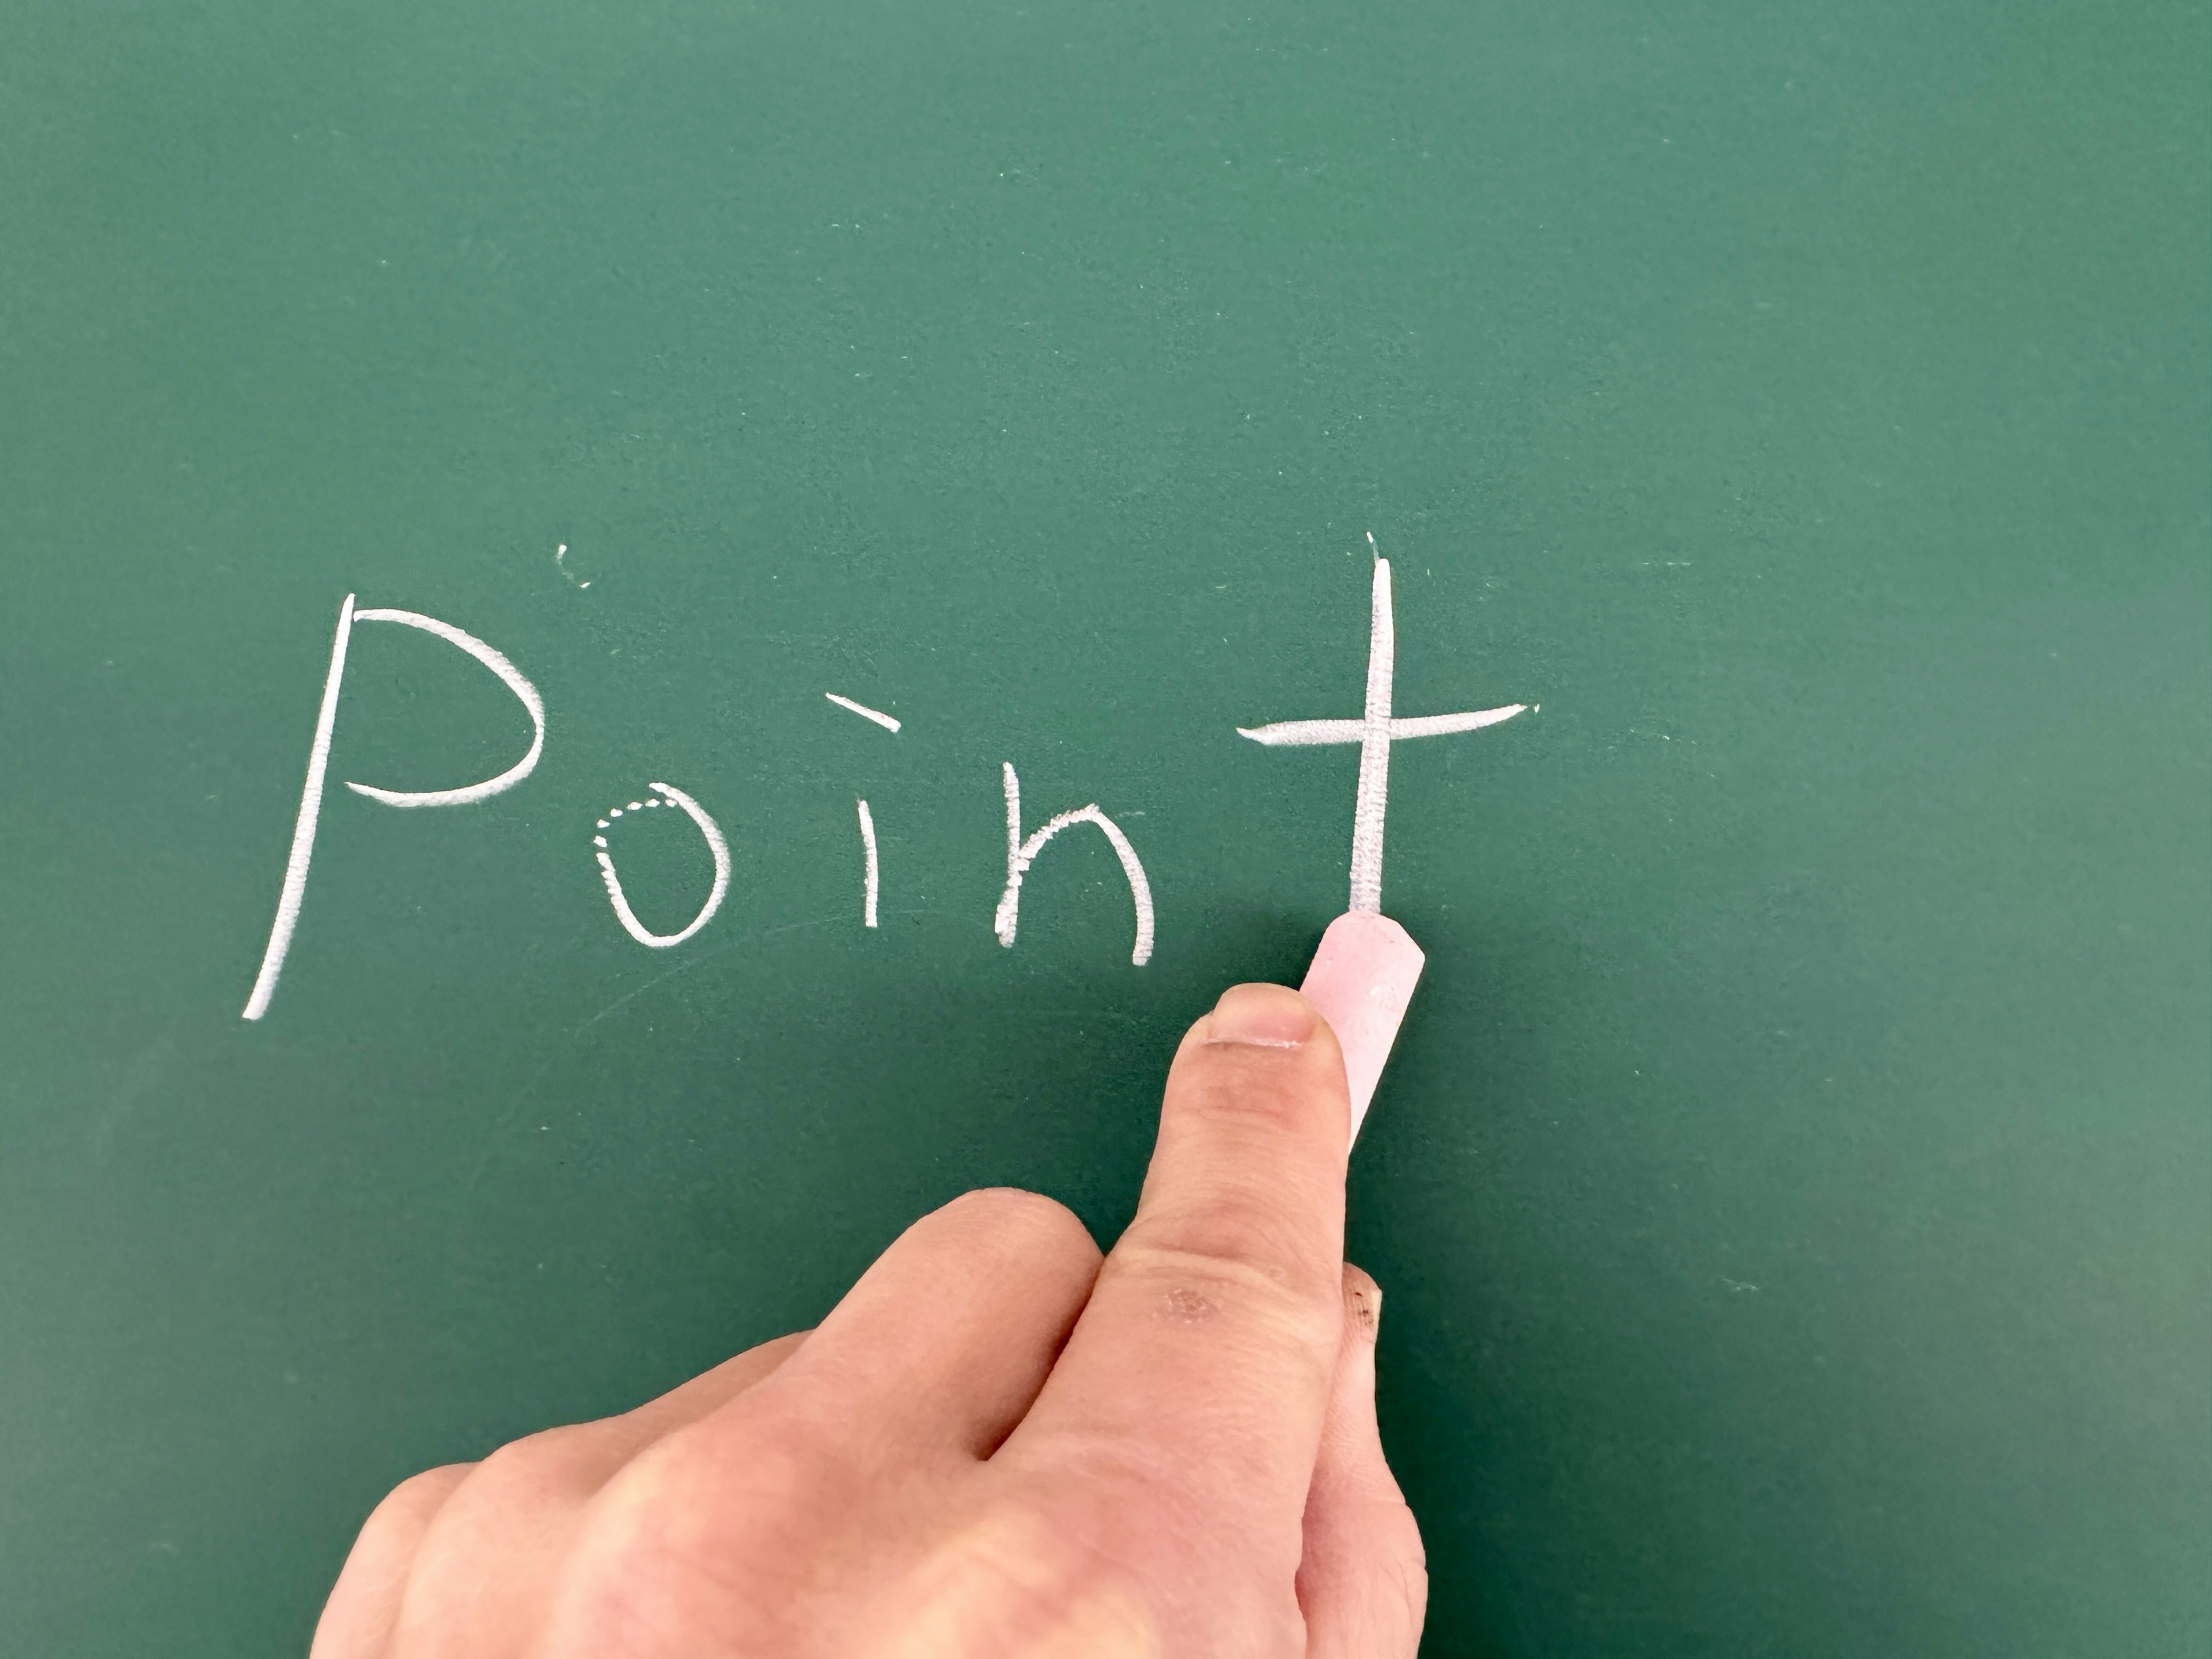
top-left (593, 782), bottom-right (732, 948)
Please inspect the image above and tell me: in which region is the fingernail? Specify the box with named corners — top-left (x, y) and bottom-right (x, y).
top-left (1207, 984), bottom-right (1316, 1049)
top-left (1345, 1267), bottom-right (1383, 1341)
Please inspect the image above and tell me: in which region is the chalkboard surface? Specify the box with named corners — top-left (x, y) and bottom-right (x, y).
top-left (3, 2), bottom-right (2205, 1653)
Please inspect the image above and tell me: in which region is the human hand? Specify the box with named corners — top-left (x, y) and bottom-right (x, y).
top-left (312, 982), bottom-right (1426, 1657)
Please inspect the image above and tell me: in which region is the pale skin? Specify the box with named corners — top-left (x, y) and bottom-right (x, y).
top-left (313, 983), bottom-right (1427, 1657)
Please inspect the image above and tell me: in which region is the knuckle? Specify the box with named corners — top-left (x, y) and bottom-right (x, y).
top-left (620, 1401), bottom-right (821, 1520)
top-left (369, 1462), bottom-right (475, 1533)
top-left (562, 1487), bottom-right (700, 1613)
top-left (1182, 1042), bottom-right (1343, 1119)
top-left (1107, 1231), bottom-right (1343, 1357)
top-left (558, 1416), bottom-right (826, 1608)
top-left (449, 1423), bottom-right (608, 1511)
top-left (940, 1187), bottom-right (1102, 1267)
top-left (334, 1463), bottom-right (474, 1593)
top-left (882, 1494), bottom-right (1157, 1652)
top-left (1126, 1185), bottom-right (1342, 1291)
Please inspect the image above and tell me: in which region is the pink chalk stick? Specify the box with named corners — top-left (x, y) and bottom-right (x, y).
top-left (1300, 911), bottom-right (1426, 1142)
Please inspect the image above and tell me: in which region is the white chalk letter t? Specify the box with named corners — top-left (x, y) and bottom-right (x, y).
top-left (1238, 552), bottom-right (1525, 914)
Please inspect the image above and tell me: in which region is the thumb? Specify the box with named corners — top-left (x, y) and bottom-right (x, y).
top-left (1296, 1265), bottom-right (1428, 1659)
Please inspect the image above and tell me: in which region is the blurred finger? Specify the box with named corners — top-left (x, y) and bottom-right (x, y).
top-left (1296, 1266), bottom-right (1427, 1658)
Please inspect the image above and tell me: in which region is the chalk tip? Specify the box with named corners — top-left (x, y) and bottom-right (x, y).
top-left (1299, 910), bottom-right (1426, 1144)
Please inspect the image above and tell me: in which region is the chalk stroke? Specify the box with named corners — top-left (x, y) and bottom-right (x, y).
top-left (857, 798), bottom-right (880, 927)
top-left (243, 597), bottom-right (546, 1021)
top-left (569, 911), bottom-right (855, 1037)
top-left (344, 609), bottom-right (546, 807)
top-left (241, 596), bottom-right (358, 1020)
top-left (825, 692), bottom-right (901, 733)
top-left (554, 543), bottom-right (590, 588)
top-left (594, 782), bottom-right (732, 948)
top-left (1237, 543), bottom-right (1526, 914)
top-left (994, 762), bottom-right (1154, 965)
top-left (830, 695), bottom-right (895, 923)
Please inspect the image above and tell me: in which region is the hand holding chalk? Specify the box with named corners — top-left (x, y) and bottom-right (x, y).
top-left (312, 984), bottom-right (1424, 1658)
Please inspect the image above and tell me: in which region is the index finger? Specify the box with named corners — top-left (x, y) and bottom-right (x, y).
top-left (1003, 983), bottom-right (1351, 1551)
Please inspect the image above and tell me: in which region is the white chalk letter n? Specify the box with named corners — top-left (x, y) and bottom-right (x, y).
top-left (241, 594), bottom-right (546, 1020)
top-left (993, 762), bottom-right (1154, 966)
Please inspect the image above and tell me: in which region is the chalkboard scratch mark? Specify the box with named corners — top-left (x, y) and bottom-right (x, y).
top-left (564, 904), bottom-right (1132, 1048)
top-left (1719, 1277), bottom-right (1760, 1293)
top-left (572, 912), bottom-right (854, 1033)
top-left (554, 543), bottom-right (590, 588)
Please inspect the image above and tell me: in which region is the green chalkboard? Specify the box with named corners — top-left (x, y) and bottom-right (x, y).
top-left (2, 1), bottom-right (2206, 1653)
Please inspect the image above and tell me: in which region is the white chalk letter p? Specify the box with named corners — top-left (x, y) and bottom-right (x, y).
top-left (241, 594), bottom-right (547, 1020)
